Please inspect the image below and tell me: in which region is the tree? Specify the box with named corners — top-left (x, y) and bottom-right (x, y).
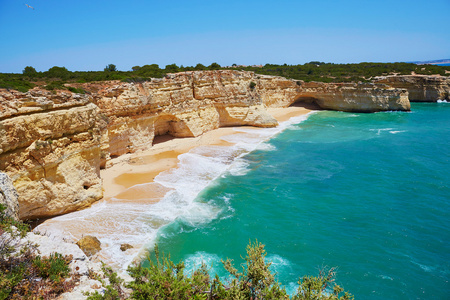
top-left (135, 64), bottom-right (164, 78)
top-left (45, 66), bottom-right (71, 80)
top-left (22, 66), bottom-right (37, 75)
top-left (165, 63), bottom-right (179, 73)
top-left (104, 64), bottom-right (117, 72)
top-left (208, 62), bottom-right (221, 70)
top-left (131, 66), bottom-right (141, 72)
top-left (194, 63), bottom-right (206, 70)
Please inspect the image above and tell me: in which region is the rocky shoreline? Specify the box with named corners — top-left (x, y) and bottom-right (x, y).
top-left (4, 70), bottom-right (447, 221)
top-left (1, 71), bottom-right (449, 221)
top-left (1, 71), bottom-right (449, 298)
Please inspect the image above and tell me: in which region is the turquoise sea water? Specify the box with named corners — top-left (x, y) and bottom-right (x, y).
top-left (150, 103), bottom-right (450, 299)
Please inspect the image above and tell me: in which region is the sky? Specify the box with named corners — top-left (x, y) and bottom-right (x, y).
top-left (0, 0), bottom-right (449, 73)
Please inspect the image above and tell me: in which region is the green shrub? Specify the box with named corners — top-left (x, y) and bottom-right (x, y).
top-left (0, 205), bottom-right (29, 260)
top-left (165, 63), bottom-right (180, 73)
top-left (112, 240), bottom-right (351, 300)
top-left (208, 62), bottom-right (221, 70)
top-left (86, 263), bottom-right (126, 300)
top-left (0, 74), bottom-right (35, 92)
top-left (221, 240), bottom-right (288, 299)
top-left (44, 66), bottom-right (73, 80)
top-left (44, 80), bottom-right (66, 91)
top-left (33, 253), bottom-right (71, 283)
top-left (194, 63), bottom-right (207, 70)
top-left (293, 268), bottom-right (353, 300)
top-left (126, 245), bottom-right (210, 299)
top-left (5, 61), bottom-right (448, 88)
top-left (0, 204), bottom-right (77, 299)
top-left (67, 86), bottom-right (86, 94)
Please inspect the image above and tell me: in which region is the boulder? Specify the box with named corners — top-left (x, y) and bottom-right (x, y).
top-left (0, 172), bottom-right (19, 221)
top-left (76, 235), bottom-right (101, 257)
top-left (120, 243), bottom-right (133, 252)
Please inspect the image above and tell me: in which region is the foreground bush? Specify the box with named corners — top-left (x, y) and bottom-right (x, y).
top-left (88, 240), bottom-right (353, 300)
top-left (0, 204), bottom-right (77, 300)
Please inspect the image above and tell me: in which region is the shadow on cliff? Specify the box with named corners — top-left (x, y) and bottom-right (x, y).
top-left (289, 101), bottom-right (323, 110)
top-left (152, 134), bottom-right (176, 145)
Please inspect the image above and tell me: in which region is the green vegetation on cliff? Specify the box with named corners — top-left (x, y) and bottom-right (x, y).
top-left (0, 205), bottom-right (76, 299)
top-left (241, 62), bottom-right (450, 82)
top-left (1, 62), bottom-right (449, 93)
top-left (87, 241), bottom-right (353, 300)
top-left (2, 205), bottom-right (352, 299)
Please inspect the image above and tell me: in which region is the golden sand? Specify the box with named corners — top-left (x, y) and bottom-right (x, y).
top-left (101, 106), bottom-right (312, 201)
top-left (36, 106), bottom-right (312, 269)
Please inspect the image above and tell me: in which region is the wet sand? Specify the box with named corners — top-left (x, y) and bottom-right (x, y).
top-left (35, 105), bottom-right (312, 270)
top-left (100, 127), bottom-right (237, 200)
top-left (101, 105), bottom-right (312, 199)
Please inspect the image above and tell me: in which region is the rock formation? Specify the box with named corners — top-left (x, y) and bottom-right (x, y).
top-left (374, 75), bottom-right (450, 102)
top-left (0, 70), bottom-right (414, 220)
top-left (0, 90), bottom-right (103, 220)
top-left (76, 235), bottom-right (102, 257)
top-left (0, 172), bottom-right (19, 221)
top-left (293, 81), bottom-right (410, 112)
top-left (120, 243), bottom-right (133, 252)
top-left (90, 71), bottom-right (279, 160)
top-left (23, 231), bottom-right (107, 299)
top-left (257, 78), bottom-right (410, 112)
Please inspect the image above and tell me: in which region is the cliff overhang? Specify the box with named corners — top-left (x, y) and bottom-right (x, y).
top-left (0, 70), bottom-right (422, 220)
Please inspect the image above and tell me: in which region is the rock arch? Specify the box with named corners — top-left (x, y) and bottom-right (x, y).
top-left (152, 114), bottom-right (193, 142)
top-left (289, 93), bottom-right (323, 110)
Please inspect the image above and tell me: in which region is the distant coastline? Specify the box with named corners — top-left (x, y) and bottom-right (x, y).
top-left (411, 58), bottom-right (450, 65)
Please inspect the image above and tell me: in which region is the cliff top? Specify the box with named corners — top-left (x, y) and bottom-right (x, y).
top-left (1, 62), bottom-right (449, 94)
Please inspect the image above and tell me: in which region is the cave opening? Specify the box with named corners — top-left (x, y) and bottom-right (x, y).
top-left (289, 96), bottom-right (322, 110)
top-left (152, 115), bottom-right (183, 146)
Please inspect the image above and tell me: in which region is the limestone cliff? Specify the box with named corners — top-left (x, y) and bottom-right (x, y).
top-left (0, 70), bottom-right (412, 220)
top-left (374, 75), bottom-right (450, 102)
top-left (292, 81), bottom-right (410, 112)
top-left (254, 75), bottom-right (411, 112)
top-left (86, 71), bottom-right (278, 159)
top-left (0, 90), bottom-right (103, 220)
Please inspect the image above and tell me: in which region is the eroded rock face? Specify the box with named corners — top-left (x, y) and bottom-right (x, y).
top-left (0, 90), bottom-right (103, 220)
top-left (0, 172), bottom-right (19, 221)
top-left (374, 75), bottom-right (450, 102)
top-left (0, 71), bottom-right (414, 220)
top-left (256, 74), bottom-right (301, 107)
top-left (291, 82), bottom-right (410, 112)
top-left (89, 71), bottom-right (279, 158)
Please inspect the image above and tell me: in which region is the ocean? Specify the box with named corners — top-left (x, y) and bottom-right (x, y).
top-left (148, 102), bottom-right (450, 299)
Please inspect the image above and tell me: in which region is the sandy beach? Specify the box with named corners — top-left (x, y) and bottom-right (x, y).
top-left (36, 105), bottom-right (312, 269)
top-left (101, 106), bottom-right (312, 201)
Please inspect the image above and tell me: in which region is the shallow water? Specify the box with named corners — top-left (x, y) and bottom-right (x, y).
top-left (35, 113), bottom-right (312, 269)
top-left (150, 103), bottom-right (450, 299)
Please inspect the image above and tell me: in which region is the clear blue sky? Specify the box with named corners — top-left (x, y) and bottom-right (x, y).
top-left (1, 0), bottom-right (449, 73)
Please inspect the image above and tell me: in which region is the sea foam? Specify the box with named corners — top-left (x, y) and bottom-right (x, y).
top-left (35, 112), bottom-right (315, 270)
